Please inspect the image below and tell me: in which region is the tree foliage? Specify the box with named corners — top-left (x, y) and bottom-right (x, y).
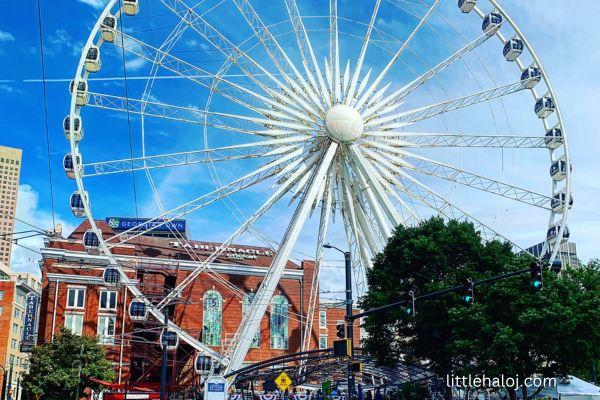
top-left (22, 327), bottom-right (115, 400)
top-left (360, 217), bottom-right (600, 399)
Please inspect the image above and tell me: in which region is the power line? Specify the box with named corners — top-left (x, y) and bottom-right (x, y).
top-left (35, 0), bottom-right (56, 231)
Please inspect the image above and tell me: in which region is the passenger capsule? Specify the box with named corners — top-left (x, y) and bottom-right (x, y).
top-left (458, 0), bottom-right (476, 13)
top-left (123, 0), bottom-right (139, 16)
top-left (101, 15), bottom-right (117, 43)
top-left (551, 259), bottom-right (563, 273)
top-left (535, 95), bottom-right (555, 119)
top-left (103, 266), bottom-right (120, 286)
top-left (63, 152), bottom-right (82, 180)
top-left (63, 115), bottom-right (84, 142)
top-left (521, 65), bottom-right (542, 89)
top-left (503, 37), bottom-right (524, 61)
top-left (83, 229), bottom-right (101, 254)
top-left (482, 12), bottom-right (502, 35)
top-left (160, 330), bottom-right (179, 351)
top-left (551, 192), bottom-right (573, 214)
top-left (544, 125), bottom-right (563, 150)
top-left (129, 300), bottom-right (149, 322)
top-left (69, 80), bottom-right (89, 106)
top-left (194, 355), bottom-right (212, 374)
top-left (547, 224), bottom-right (570, 245)
top-left (550, 160), bottom-right (571, 182)
top-left (85, 46), bottom-right (101, 73)
top-left (70, 191), bottom-right (88, 218)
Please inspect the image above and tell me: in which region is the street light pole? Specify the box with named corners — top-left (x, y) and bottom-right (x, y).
top-left (1, 365), bottom-right (7, 400)
top-left (323, 244), bottom-right (354, 400)
top-left (160, 307), bottom-right (169, 400)
top-left (7, 364), bottom-right (13, 400)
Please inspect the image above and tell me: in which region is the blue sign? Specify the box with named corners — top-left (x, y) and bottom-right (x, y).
top-left (106, 217), bottom-right (186, 232)
top-left (21, 293), bottom-right (39, 351)
top-left (208, 383), bottom-right (225, 393)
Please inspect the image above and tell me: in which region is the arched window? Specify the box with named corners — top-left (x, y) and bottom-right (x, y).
top-left (270, 295), bottom-right (289, 350)
top-left (202, 290), bottom-right (222, 346)
top-left (242, 292), bottom-right (260, 348)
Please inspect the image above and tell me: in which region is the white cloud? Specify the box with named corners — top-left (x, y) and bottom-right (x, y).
top-left (0, 30), bottom-right (15, 42)
top-left (77, 0), bottom-right (108, 9)
top-left (10, 185), bottom-right (75, 275)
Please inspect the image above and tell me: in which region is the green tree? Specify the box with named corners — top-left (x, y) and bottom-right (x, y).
top-left (22, 327), bottom-right (115, 400)
top-left (360, 217), bottom-right (600, 400)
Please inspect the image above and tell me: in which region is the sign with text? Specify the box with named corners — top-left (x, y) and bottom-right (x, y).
top-left (20, 293), bottom-right (39, 351)
top-left (106, 217), bottom-right (186, 233)
top-left (275, 371), bottom-right (292, 392)
top-left (205, 376), bottom-right (227, 400)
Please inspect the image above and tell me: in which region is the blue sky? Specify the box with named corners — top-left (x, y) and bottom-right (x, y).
top-left (1, 0), bottom-right (599, 294)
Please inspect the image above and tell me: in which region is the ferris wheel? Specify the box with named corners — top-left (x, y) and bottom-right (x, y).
top-left (65, 0), bottom-right (572, 377)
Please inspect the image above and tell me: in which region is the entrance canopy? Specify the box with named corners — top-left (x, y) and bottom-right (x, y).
top-left (538, 376), bottom-right (600, 400)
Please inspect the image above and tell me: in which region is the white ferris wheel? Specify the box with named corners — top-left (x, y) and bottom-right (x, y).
top-left (64, 0), bottom-right (572, 377)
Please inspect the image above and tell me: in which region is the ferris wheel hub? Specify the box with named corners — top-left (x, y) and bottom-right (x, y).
top-left (324, 104), bottom-right (364, 143)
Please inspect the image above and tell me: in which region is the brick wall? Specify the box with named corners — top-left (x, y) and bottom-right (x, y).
top-left (0, 281), bottom-right (16, 390)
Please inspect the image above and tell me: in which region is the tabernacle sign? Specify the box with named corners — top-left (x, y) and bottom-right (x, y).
top-left (205, 376), bottom-right (228, 400)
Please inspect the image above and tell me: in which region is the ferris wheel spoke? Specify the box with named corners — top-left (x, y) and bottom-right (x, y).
top-left (81, 137), bottom-right (310, 178)
top-left (86, 92), bottom-right (312, 135)
top-left (354, 0), bottom-right (440, 110)
top-left (360, 28), bottom-right (494, 117)
top-left (232, 0), bottom-right (323, 113)
top-left (106, 149), bottom-right (304, 248)
top-left (365, 79), bottom-right (536, 129)
top-left (160, 0), bottom-right (320, 118)
top-left (344, 0), bottom-right (382, 105)
top-left (398, 152), bottom-right (552, 209)
top-left (366, 132), bottom-right (549, 148)
top-left (225, 143), bottom-right (339, 372)
top-left (285, 0), bottom-right (332, 107)
top-left (329, 0), bottom-right (341, 104)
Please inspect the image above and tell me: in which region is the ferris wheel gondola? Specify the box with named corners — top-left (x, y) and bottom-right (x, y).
top-left (129, 300), bottom-right (149, 322)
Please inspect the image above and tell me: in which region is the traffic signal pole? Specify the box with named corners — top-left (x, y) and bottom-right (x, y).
top-left (161, 308), bottom-right (169, 400)
top-left (344, 251), bottom-right (355, 400)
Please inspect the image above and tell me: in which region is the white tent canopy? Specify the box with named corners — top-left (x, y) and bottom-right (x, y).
top-left (538, 376), bottom-right (600, 400)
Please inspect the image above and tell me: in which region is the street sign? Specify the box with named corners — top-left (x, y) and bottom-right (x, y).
top-left (275, 371), bottom-right (292, 391)
top-left (204, 376), bottom-right (227, 400)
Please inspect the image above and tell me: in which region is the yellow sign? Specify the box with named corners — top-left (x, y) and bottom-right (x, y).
top-left (275, 371), bottom-right (292, 391)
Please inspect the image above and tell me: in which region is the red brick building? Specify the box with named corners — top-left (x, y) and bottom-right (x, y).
top-left (39, 219), bottom-right (343, 388)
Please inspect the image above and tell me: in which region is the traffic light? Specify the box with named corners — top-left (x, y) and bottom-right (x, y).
top-left (333, 339), bottom-right (352, 357)
top-left (404, 290), bottom-right (415, 317)
top-left (352, 362), bottom-right (363, 373)
top-left (463, 278), bottom-right (475, 304)
top-left (336, 323), bottom-right (346, 339)
top-left (530, 262), bottom-right (543, 289)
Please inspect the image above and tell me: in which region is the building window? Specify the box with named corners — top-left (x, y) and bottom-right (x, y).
top-left (65, 313), bottom-right (84, 335)
top-left (97, 315), bottom-right (116, 344)
top-left (202, 290), bottom-right (222, 346)
top-left (270, 295), bottom-right (289, 350)
top-left (11, 339), bottom-right (17, 350)
top-left (0, 290), bottom-right (4, 300)
top-left (9, 355), bottom-right (14, 365)
top-left (12, 323), bottom-right (18, 334)
top-left (319, 310), bottom-right (327, 328)
top-left (14, 308), bottom-right (20, 318)
top-left (242, 292), bottom-right (260, 348)
top-left (319, 336), bottom-right (328, 349)
top-left (67, 287), bottom-right (86, 308)
top-left (99, 290), bottom-right (117, 311)
top-left (0, 306), bottom-right (3, 316)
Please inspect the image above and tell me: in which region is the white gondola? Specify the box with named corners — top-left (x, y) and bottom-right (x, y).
top-left (69, 80), bottom-right (89, 106)
top-left (521, 65), bottom-right (542, 89)
top-left (547, 224), bottom-right (570, 245)
top-left (503, 37), bottom-right (524, 61)
top-left (70, 191), bottom-right (88, 218)
top-left (535, 95), bottom-right (555, 118)
top-left (544, 125), bottom-right (563, 150)
top-left (63, 152), bottom-right (82, 180)
top-left (160, 330), bottom-right (179, 351)
top-left (550, 160), bottom-right (570, 181)
top-left (129, 300), bottom-right (149, 322)
top-left (85, 46), bottom-right (101, 73)
top-left (551, 192), bottom-right (573, 214)
top-left (482, 12), bottom-right (502, 35)
top-left (101, 15), bottom-right (117, 43)
top-left (458, 0), bottom-right (476, 13)
top-left (63, 115), bottom-right (84, 142)
top-left (123, 0), bottom-right (139, 16)
top-left (83, 229), bottom-right (101, 254)
top-left (194, 355), bottom-right (212, 374)
top-left (551, 259), bottom-right (563, 273)
top-left (103, 266), bottom-right (121, 286)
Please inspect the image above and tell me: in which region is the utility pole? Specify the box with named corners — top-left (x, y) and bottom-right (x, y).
top-left (74, 343), bottom-right (85, 400)
top-left (7, 364), bottom-right (13, 400)
top-left (160, 308), bottom-right (169, 400)
top-left (344, 250), bottom-right (355, 400)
